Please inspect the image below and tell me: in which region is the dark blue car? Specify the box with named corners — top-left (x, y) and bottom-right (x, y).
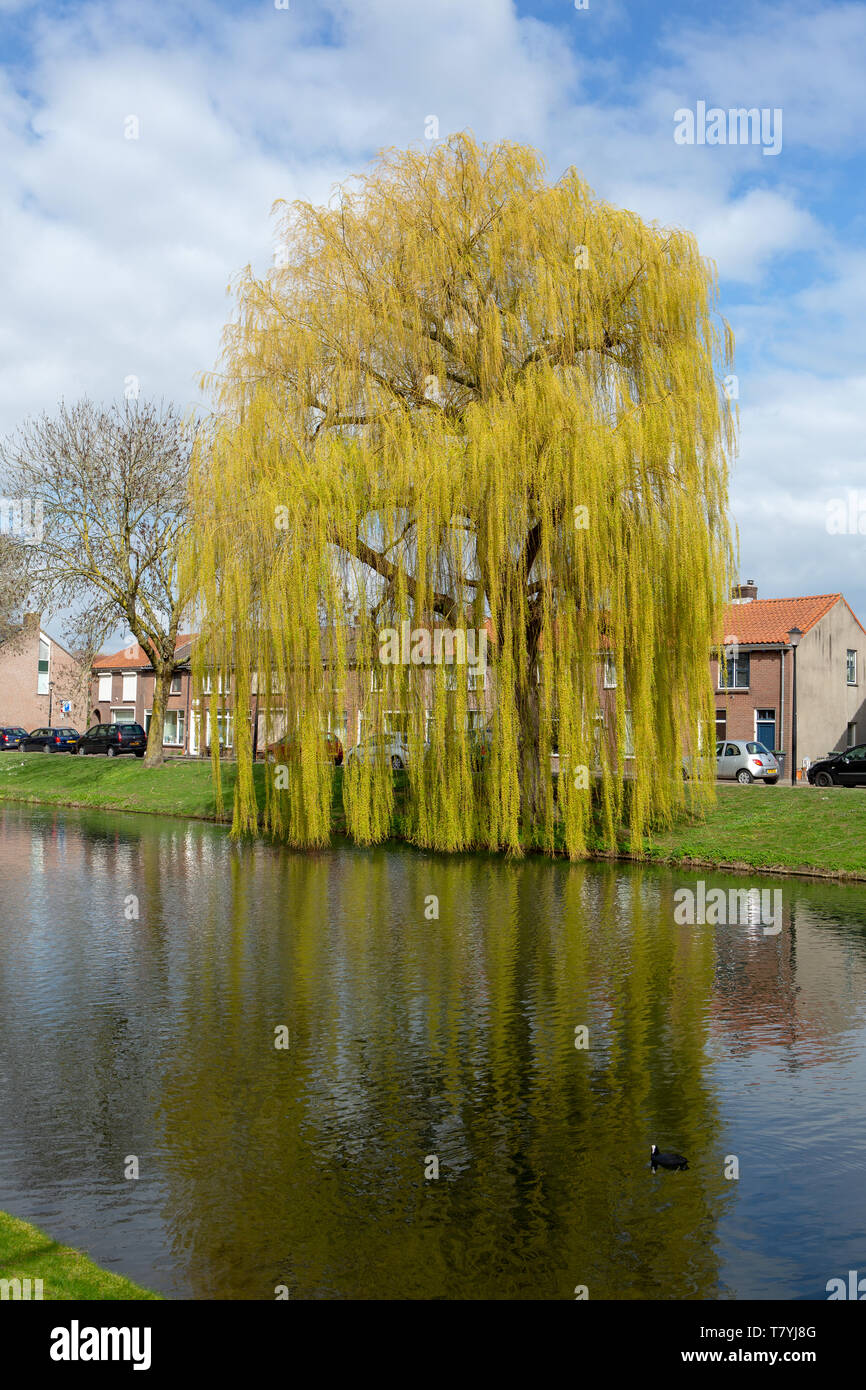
top-left (22, 726), bottom-right (81, 752)
top-left (0, 726), bottom-right (29, 749)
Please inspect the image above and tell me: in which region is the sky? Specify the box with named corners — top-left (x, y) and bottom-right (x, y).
top-left (1, 0), bottom-right (865, 629)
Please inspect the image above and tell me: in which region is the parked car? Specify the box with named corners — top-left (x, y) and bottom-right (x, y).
top-left (716, 739), bottom-right (780, 784)
top-left (265, 732), bottom-right (343, 766)
top-left (76, 722), bottom-right (147, 757)
top-left (0, 726), bottom-right (29, 750)
top-left (807, 744), bottom-right (866, 788)
top-left (345, 733), bottom-right (409, 770)
top-left (21, 726), bottom-right (81, 753)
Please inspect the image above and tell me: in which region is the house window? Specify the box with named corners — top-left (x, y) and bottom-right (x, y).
top-left (444, 668), bottom-right (458, 692)
top-left (205, 711), bottom-right (232, 748)
top-left (718, 652), bottom-right (750, 690)
top-left (624, 710), bottom-right (635, 759)
top-left (122, 672), bottom-right (137, 702)
top-left (603, 656), bottom-right (617, 689)
top-left (111, 707), bottom-right (136, 723)
top-left (384, 710), bottom-right (408, 736)
top-left (715, 709), bottom-right (727, 742)
top-left (593, 710), bottom-right (605, 763)
top-left (848, 721), bottom-right (858, 747)
top-left (97, 674), bottom-right (112, 703)
top-left (371, 667), bottom-right (386, 693)
top-left (145, 709), bottom-right (185, 746)
top-left (468, 667), bottom-right (487, 692)
top-left (847, 650), bottom-right (857, 685)
top-left (201, 672), bottom-right (229, 695)
top-left (37, 637), bottom-right (50, 695)
top-left (170, 673), bottom-right (183, 695)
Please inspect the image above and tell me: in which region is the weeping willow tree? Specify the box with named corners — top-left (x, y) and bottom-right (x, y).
top-left (185, 133), bottom-right (735, 857)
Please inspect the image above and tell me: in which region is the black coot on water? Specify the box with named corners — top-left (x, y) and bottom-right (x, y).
top-left (650, 1144), bottom-right (688, 1170)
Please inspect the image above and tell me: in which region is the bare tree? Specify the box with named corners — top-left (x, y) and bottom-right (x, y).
top-left (0, 534), bottom-right (27, 643)
top-left (2, 398), bottom-right (195, 766)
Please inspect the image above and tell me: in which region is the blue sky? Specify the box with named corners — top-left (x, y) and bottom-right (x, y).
top-left (1, 0), bottom-right (865, 623)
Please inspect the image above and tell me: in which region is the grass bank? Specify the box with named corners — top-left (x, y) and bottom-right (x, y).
top-left (0, 1210), bottom-right (160, 1300)
top-left (2, 752), bottom-right (865, 879)
top-left (636, 783), bottom-right (866, 879)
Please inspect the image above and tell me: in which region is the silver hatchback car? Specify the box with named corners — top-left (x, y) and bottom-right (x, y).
top-left (717, 739), bottom-right (780, 784)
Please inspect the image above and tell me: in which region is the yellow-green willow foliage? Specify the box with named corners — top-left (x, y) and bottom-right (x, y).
top-left (184, 134), bottom-right (735, 857)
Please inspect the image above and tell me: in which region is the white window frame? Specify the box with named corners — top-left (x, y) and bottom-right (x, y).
top-left (122, 671), bottom-right (138, 702)
top-left (145, 708), bottom-right (186, 747)
top-left (603, 656), bottom-right (617, 689)
top-left (468, 667), bottom-right (487, 692)
top-left (97, 673), bottom-right (112, 703)
top-left (624, 710), bottom-right (635, 759)
top-left (37, 635), bottom-right (50, 695)
top-left (201, 672), bottom-right (229, 695)
top-left (847, 650), bottom-right (857, 685)
top-left (205, 710), bottom-right (233, 748)
top-left (110, 707), bottom-right (136, 724)
top-left (718, 651), bottom-right (749, 691)
top-left (170, 673), bottom-right (183, 695)
top-left (383, 709), bottom-right (409, 736)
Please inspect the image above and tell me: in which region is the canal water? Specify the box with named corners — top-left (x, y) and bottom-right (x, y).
top-left (0, 802), bottom-right (864, 1300)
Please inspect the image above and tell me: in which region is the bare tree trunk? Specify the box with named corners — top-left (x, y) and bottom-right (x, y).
top-left (145, 665), bottom-right (173, 768)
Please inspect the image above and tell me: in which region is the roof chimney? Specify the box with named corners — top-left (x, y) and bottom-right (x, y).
top-left (731, 580), bottom-right (758, 603)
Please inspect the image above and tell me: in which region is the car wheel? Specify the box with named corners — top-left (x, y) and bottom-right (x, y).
top-left (736, 769), bottom-right (753, 784)
top-left (106, 746), bottom-right (116, 758)
top-left (813, 770), bottom-right (834, 788)
top-left (135, 751), bottom-right (145, 758)
top-left (391, 754), bottom-right (404, 770)
top-left (42, 743), bottom-right (52, 753)
top-left (77, 746), bottom-right (86, 756)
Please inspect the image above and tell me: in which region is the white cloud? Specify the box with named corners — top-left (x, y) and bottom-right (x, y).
top-left (1, 0), bottom-right (865, 617)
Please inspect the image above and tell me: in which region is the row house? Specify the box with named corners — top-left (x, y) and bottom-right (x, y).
top-left (0, 612), bottom-right (89, 730)
top-left (90, 626), bottom-right (495, 757)
top-left (713, 584), bottom-right (866, 768)
top-left (89, 636), bottom-right (195, 749)
top-left (89, 585), bottom-right (865, 773)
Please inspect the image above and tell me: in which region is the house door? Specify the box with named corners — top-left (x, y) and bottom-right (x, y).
top-left (756, 708), bottom-right (776, 749)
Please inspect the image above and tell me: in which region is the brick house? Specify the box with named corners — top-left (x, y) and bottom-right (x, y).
top-left (712, 584), bottom-right (866, 770)
top-left (0, 613), bottom-right (89, 730)
top-left (90, 636), bottom-right (195, 751)
top-left (91, 626), bottom-right (495, 757)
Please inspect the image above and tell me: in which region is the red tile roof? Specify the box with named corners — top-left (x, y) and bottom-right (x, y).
top-left (93, 634), bottom-right (197, 670)
top-left (721, 594), bottom-right (864, 645)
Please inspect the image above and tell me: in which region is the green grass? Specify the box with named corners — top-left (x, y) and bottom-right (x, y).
top-left (2, 752), bottom-right (866, 878)
top-left (641, 783), bottom-right (866, 878)
top-left (0, 750), bottom-right (254, 820)
top-left (0, 1210), bottom-right (160, 1300)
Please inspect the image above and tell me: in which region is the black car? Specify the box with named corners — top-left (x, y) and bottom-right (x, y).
top-left (0, 726), bottom-right (29, 749)
top-left (76, 722), bottom-right (147, 757)
top-left (807, 744), bottom-right (866, 788)
top-left (22, 726), bottom-right (81, 752)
